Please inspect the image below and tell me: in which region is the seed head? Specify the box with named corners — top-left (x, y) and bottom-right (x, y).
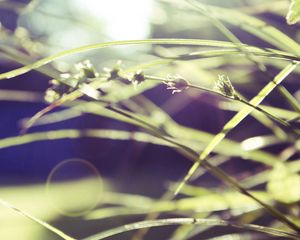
top-left (131, 70), bottom-right (146, 86)
top-left (215, 75), bottom-right (236, 98)
top-left (103, 60), bottom-right (123, 80)
top-left (44, 88), bottom-right (60, 103)
top-left (76, 60), bottom-right (99, 79)
top-left (164, 75), bottom-right (190, 94)
top-left (44, 60), bottom-right (102, 102)
top-left (44, 77), bottom-right (72, 103)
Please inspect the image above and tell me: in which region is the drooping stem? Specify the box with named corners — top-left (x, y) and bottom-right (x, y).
top-left (82, 217), bottom-right (300, 240)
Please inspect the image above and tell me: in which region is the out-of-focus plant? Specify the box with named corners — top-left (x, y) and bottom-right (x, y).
top-left (0, 0), bottom-right (300, 240)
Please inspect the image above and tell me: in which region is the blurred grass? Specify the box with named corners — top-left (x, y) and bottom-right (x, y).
top-left (0, 0), bottom-right (300, 239)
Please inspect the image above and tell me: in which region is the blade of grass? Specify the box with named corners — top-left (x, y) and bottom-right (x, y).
top-left (81, 217), bottom-right (300, 240)
top-left (0, 129), bottom-right (168, 150)
top-left (219, 101), bottom-right (300, 121)
top-left (0, 198), bottom-right (75, 240)
top-left (86, 190), bottom-right (269, 220)
top-left (0, 45), bottom-right (60, 79)
top-left (0, 39), bottom-right (242, 80)
top-left (277, 86), bottom-right (300, 113)
top-left (1, 39), bottom-right (300, 81)
top-left (170, 47), bottom-right (300, 62)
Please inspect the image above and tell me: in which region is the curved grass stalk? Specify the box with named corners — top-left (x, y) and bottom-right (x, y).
top-left (0, 129), bottom-right (166, 150)
top-left (167, 48), bottom-right (300, 62)
top-left (0, 198), bottom-right (75, 240)
top-left (0, 45), bottom-right (60, 79)
top-left (1, 39), bottom-right (300, 81)
top-left (0, 39), bottom-right (239, 80)
top-left (81, 217), bottom-right (300, 240)
top-left (219, 101), bottom-right (300, 121)
top-left (174, 62), bottom-right (298, 196)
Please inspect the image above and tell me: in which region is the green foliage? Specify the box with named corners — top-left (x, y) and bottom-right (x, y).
top-left (1, 0), bottom-right (300, 239)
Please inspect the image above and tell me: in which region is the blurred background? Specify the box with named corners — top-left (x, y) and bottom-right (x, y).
top-left (0, 0), bottom-right (299, 239)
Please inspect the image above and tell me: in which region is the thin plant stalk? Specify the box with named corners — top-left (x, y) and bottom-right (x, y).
top-left (81, 217), bottom-right (300, 240)
top-left (1, 39), bottom-right (300, 81)
top-left (0, 198), bottom-right (75, 240)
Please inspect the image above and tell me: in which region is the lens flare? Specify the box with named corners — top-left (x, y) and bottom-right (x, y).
top-left (46, 158), bottom-right (103, 217)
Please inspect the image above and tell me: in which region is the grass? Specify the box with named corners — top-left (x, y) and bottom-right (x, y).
top-left (0, 0), bottom-right (300, 239)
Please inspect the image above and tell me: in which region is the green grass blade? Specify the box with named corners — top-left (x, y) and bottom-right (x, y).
top-left (171, 47), bottom-right (300, 62)
top-left (0, 198), bottom-right (75, 240)
top-left (82, 217), bottom-right (300, 240)
top-left (0, 38), bottom-right (243, 80)
top-left (219, 101), bottom-right (300, 121)
top-left (86, 186), bottom-right (271, 221)
top-left (0, 129), bottom-right (167, 150)
top-left (1, 38), bottom-right (299, 81)
top-left (277, 86), bottom-right (300, 113)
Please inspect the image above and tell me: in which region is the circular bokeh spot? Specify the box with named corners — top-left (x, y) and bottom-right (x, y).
top-left (46, 158), bottom-right (103, 217)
